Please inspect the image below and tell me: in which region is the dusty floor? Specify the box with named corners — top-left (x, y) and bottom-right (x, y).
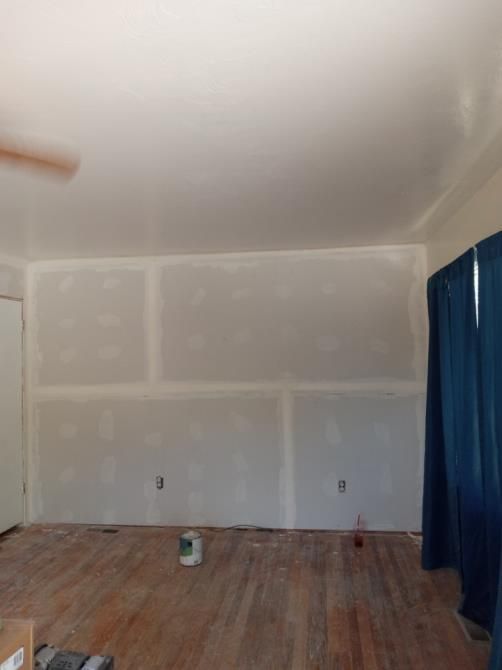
top-left (0, 525), bottom-right (491, 669)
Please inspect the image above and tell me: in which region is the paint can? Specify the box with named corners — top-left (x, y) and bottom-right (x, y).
top-left (179, 530), bottom-right (203, 567)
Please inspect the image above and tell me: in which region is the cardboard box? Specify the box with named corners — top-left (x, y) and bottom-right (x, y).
top-left (0, 620), bottom-right (33, 670)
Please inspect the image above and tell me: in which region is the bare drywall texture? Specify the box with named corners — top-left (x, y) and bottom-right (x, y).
top-left (293, 394), bottom-right (424, 530)
top-left (0, 257), bottom-right (24, 299)
top-left (34, 395), bottom-right (282, 527)
top-left (34, 267), bottom-right (146, 385)
top-left (27, 245), bottom-right (427, 529)
top-left (160, 250), bottom-right (424, 381)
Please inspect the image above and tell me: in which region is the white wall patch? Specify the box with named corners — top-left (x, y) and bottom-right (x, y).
top-left (59, 466), bottom-right (76, 483)
top-left (232, 452), bottom-right (249, 473)
top-left (0, 270), bottom-right (12, 292)
top-left (325, 418), bottom-right (342, 447)
top-left (98, 345), bottom-right (122, 360)
top-left (187, 334), bottom-right (206, 351)
top-left (188, 462), bottom-right (205, 482)
top-left (189, 421), bottom-right (204, 441)
top-left (103, 277), bottom-right (121, 289)
top-left (370, 339), bottom-right (391, 354)
top-left (230, 412), bottom-right (252, 433)
top-left (59, 423), bottom-right (78, 439)
top-left (380, 464), bottom-right (394, 494)
top-left (235, 479), bottom-right (247, 503)
top-left (58, 318), bottom-right (76, 330)
top-left (190, 288), bottom-right (206, 306)
top-left (231, 288), bottom-right (251, 301)
top-left (98, 410), bottom-right (115, 441)
top-left (144, 432), bottom-right (162, 448)
top-left (58, 276), bottom-right (74, 293)
top-left (316, 335), bottom-right (340, 352)
top-left (281, 325), bottom-right (299, 341)
top-left (188, 490), bottom-right (205, 514)
top-left (374, 423), bottom-right (392, 448)
top-left (234, 328), bottom-right (253, 344)
top-left (59, 347), bottom-right (77, 364)
top-left (100, 456), bottom-right (116, 485)
top-left (97, 314), bottom-right (121, 328)
top-left (274, 284), bottom-right (292, 299)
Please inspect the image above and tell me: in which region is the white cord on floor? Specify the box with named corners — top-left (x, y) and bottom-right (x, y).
top-left (407, 531), bottom-right (423, 547)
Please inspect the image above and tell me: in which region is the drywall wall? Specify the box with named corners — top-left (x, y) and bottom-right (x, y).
top-left (27, 245), bottom-right (427, 530)
top-left (35, 396), bottom-right (282, 527)
top-left (160, 253), bottom-right (420, 381)
top-left (293, 394), bottom-right (424, 530)
top-left (35, 267), bottom-right (146, 385)
top-left (427, 167), bottom-right (502, 275)
top-left (0, 256), bottom-right (24, 299)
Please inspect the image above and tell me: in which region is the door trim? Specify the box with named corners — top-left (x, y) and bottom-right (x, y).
top-left (0, 297), bottom-right (24, 532)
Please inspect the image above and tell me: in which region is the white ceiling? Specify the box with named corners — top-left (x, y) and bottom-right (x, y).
top-left (1, 1), bottom-right (502, 259)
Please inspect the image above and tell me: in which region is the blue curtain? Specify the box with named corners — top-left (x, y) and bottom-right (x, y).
top-left (422, 232), bottom-right (502, 670)
top-left (477, 233), bottom-right (502, 669)
top-left (492, 569), bottom-right (502, 670)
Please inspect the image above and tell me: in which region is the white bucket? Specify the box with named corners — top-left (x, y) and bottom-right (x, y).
top-left (179, 530), bottom-right (203, 567)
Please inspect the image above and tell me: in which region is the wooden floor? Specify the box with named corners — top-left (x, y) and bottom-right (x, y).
top-left (0, 525), bottom-right (490, 670)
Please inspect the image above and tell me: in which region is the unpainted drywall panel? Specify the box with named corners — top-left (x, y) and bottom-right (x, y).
top-left (26, 247), bottom-right (427, 529)
top-left (34, 395), bottom-right (282, 527)
top-left (34, 268), bottom-right (146, 385)
top-left (160, 249), bottom-right (425, 382)
top-left (292, 394), bottom-right (423, 531)
top-left (0, 261), bottom-right (23, 299)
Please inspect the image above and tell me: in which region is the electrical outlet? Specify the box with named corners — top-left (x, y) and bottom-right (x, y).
top-left (338, 480), bottom-right (346, 493)
top-left (156, 475), bottom-right (164, 490)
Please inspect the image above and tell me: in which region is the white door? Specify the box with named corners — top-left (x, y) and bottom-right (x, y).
top-left (0, 299), bottom-right (23, 533)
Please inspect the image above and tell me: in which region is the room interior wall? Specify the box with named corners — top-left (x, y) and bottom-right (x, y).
top-left (0, 255), bottom-right (25, 299)
top-left (26, 244), bottom-right (427, 530)
top-left (427, 166), bottom-right (502, 275)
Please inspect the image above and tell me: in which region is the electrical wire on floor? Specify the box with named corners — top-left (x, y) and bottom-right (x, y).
top-left (206, 526), bottom-right (424, 542)
top-left (211, 524), bottom-right (274, 532)
top-left (407, 531), bottom-right (423, 547)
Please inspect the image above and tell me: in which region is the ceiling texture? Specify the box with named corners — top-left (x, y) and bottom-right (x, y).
top-left (2, 0), bottom-right (502, 259)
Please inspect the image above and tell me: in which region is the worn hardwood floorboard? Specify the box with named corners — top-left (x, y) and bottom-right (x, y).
top-left (0, 525), bottom-right (491, 669)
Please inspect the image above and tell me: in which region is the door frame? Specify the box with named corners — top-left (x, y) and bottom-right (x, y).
top-left (0, 294), bottom-right (25, 528)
